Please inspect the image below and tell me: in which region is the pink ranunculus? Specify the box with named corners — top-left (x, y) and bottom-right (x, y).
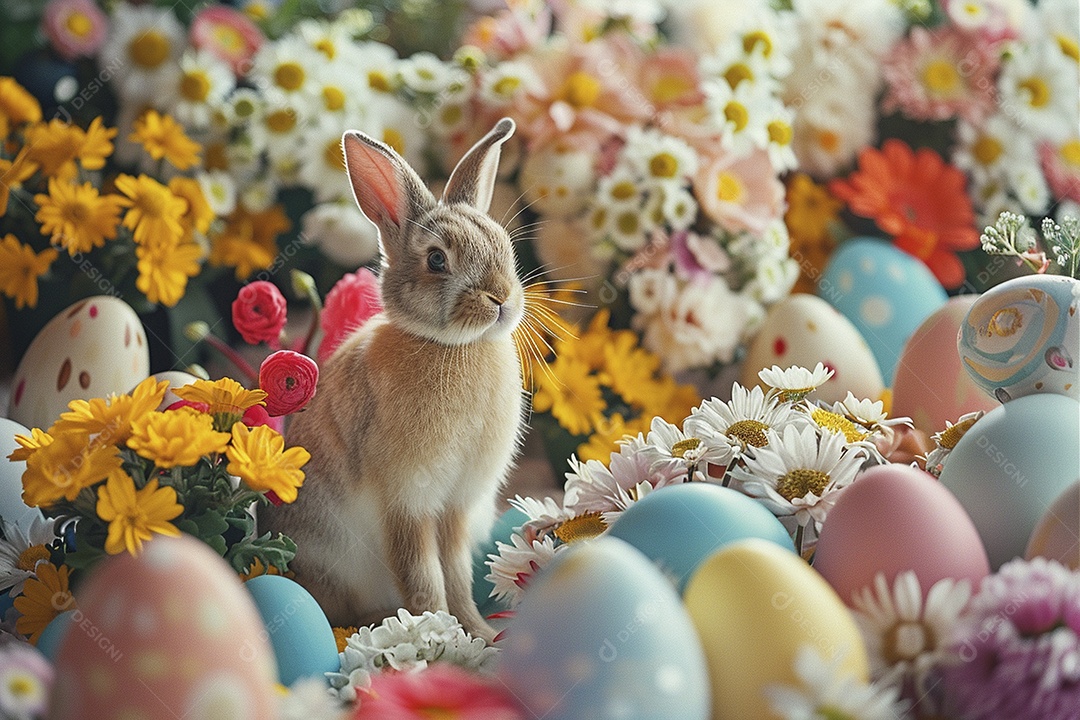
top-left (189, 6), bottom-right (263, 76)
top-left (318, 268), bottom-right (383, 362)
top-left (241, 403), bottom-right (283, 432)
top-left (232, 281), bottom-right (288, 346)
top-left (259, 351), bottom-right (318, 417)
top-left (42, 0), bottom-right (108, 61)
top-left (352, 665), bottom-right (525, 720)
top-left (694, 148), bottom-right (785, 236)
top-left (165, 399), bottom-right (211, 414)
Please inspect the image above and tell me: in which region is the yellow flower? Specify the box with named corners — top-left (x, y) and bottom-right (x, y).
top-left (127, 407), bottom-right (230, 468)
top-left (78, 117), bottom-right (116, 171)
top-left (23, 430), bottom-right (123, 506)
top-left (0, 77), bottom-right (42, 141)
top-left (14, 563), bottom-right (74, 644)
top-left (95, 473), bottom-right (183, 556)
top-left (644, 376), bottom-right (701, 424)
top-left (567, 309), bottom-right (631, 373)
top-left (603, 332), bottom-right (663, 408)
top-left (34, 178), bottom-right (125, 255)
top-left (333, 626), bottom-right (358, 653)
top-left (174, 377), bottom-right (267, 421)
top-left (532, 353), bottom-right (605, 437)
top-left (0, 235), bottom-right (57, 309)
top-left (114, 173), bottom-right (188, 247)
top-left (168, 176), bottom-right (214, 237)
top-left (0, 148), bottom-right (38, 218)
top-left (209, 205), bottom-right (290, 280)
top-left (785, 173), bottom-right (841, 294)
top-left (576, 412), bottom-right (633, 463)
top-left (56, 377), bottom-right (169, 446)
top-left (226, 423), bottom-right (310, 503)
top-left (130, 110), bottom-right (201, 170)
top-left (136, 240), bottom-right (203, 307)
top-left (23, 117), bottom-right (115, 180)
top-left (240, 557), bottom-right (288, 582)
top-left (8, 428), bottom-right (53, 462)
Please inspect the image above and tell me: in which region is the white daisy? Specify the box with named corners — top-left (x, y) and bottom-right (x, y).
top-left (240, 176), bottom-right (279, 213)
top-left (300, 201), bottom-right (379, 268)
top-left (298, 120), bottom-right (352, 203)
top-left (479, 61), bottom-right (543, 107)
top-left (764, 105), bottom-right (798, 172)
top-left (812, 392), bottom-right (912, 438)
top-left (923, 410), bottom-right (984, 477)
top-left (622, 127), bottom-right (699, 189)
top-left (364, 94), bottom-right (427, 171)
top-left (702, 77), bottom-right (772, 156)
top-left (734, 8), bottom-right (795, 79)
top-left (766, 644), bottom-right (908, 720)
top-left (397, 51), bottom-right (464, 96)
top-left (353, 41), bottom-right (403, 96)
top-left (607, 206), bottom-right (650, 252)
top-left (998, 40), bottom-right (1077, 143)
top-left (311, 62), bottom-right (370, 118)
top-left (166, 49), bottom-right (235, 129)
top-left (852, 571), bottom-right (971, 705)
top-left (758, 363), bottom-right (834, 402)
top-left (1036, 0), bottom-right (1080, 61)
top-left (1006, 161), bottom-right (1052, 214)
top-left (700, 42), bottom-right (775, 93)
top-left (99, 2), bottom-right (184, 103)
top-left (596, 166), bottom-right (646, 211)
top-left (223, 88), bottom-right (266, 129)
top-left (251, 36), bottom-right (322, 101)
top-left (729, 424), bottom-right (865, 532)
top-left (788, 82), bottom-right (877, 178)
top-left (197, 170), bottom-right (237, 217)
top-left (0, 516), bottom-right (58, 596)
top-left (953, 114), bottom-right (1030, 186)
top-left (256, 95), bottom-right (308, 160)
top-left (519, 146), bottom-right (597, 219)
top-left (507, 495), bottom-right (572, 538)
top-left (297, 17), bottom-right (362, 67)
top-left (659, 187), bottom-right (697, 231)
top-left (685, 383), bottom-right (806, 461)
top-left (627, 267), bottom-right (678, 316)
top-left (640, 416), bottom-right (731, 477)
top-left (485, 533), bottom-right (561, 607)
top-left (429, 84), bottom-right (474, 138)
top-left (745, 255), bottom-right (799, 304)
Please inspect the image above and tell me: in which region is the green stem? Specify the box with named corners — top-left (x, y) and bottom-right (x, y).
top-left (202, 332), bottom-right (259, 384)
top-left (794, 524), bottom-right (805, 558)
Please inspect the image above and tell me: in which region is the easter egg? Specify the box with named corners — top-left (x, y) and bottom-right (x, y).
top-left (143, 371), bottom-right (200, 410)
top-left (48, 534), bottom-right (279, 719)
top-left (607, 483), bottom-right (794, 593)
top-left (36, 609), bottom-right (74, 663)
top-left (939, 393), bottom-right (1080, 568)
top-left (683, 538), bottom-right (867, 720)
top-left (0, 417), bottom-right (45, 530)
top-left (892, 296), bottom-right (1000, 435)
top-left (1026, 481), bottom-right (1079, 569)
top-left (499, 537), bottom-right (710, 720)
top-left (9, 297), bottom-right (149, 430)
top-left (819, 238), bottom-right (948, 383)
top-left (472, 507), bottom-right (528, 616)
top-left (813, 464), bottom-right (990, 604)
top-left (740, 293), bottom-right (884, 404)
top-left (245, 574), bottom-right (339, 686)
top-left (958, 274), bottom-right (1080, 403)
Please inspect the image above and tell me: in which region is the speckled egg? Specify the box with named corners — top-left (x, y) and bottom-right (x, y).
top-left (0, 417), bottom-right (45, 531)
top-left (740, 293), bottom-right (885, 404)
top-left (892, 296), bottom-right (999, 435)
top-left (9, 297), bottom-right (148, 430)
top-left (819, 238), bottom-right (948, 383)
top-left (48, 534), bottom-right (279, 720)
top-left (958, 274), bottom-right (1080, 403)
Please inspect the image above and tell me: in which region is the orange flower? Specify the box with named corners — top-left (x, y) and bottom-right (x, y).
top-left (829, 140), bottom-right (980, 289)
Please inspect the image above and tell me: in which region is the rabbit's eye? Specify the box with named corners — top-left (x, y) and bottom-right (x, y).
top-left (427, 249), bottom-right (448, 273)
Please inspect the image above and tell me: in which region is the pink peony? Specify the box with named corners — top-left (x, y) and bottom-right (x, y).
top-left (232, 281), bottom-right (288, 346)
top-left (42, 0), bottom-right (108, 61)
top-left (693, 148), bottom-right (785, 236)
top-left (1040, 139), bottom-right (1080, 203)
top-left (318, 269), bottom-right (383, 362)
top-left (189, 6), bottom-right (263, 76)
top-left (259, 350), bottom-right (318, 417)
top-left (352, 665), bottom-right (524, 720)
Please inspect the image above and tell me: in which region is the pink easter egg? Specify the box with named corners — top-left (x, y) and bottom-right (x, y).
top-left (814, 464), bottom-right (990, 604)
top-left (892, 296), bottom-right (998, 435)
top-left (48, 534), bottom-right (279, 719)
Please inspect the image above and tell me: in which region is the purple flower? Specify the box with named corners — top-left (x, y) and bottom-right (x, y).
top-left (942, 557), bottom-right (1080, 720)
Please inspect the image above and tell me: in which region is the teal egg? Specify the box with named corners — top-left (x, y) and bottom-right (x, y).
top-left (939, 394), bottom-right (1080, 568)
top-left (819, 237), bottom-right (947, 383)
top-left (498, 537), bottom-right (710, 720)
top-left (472, 507), bottom-right (528, 616)
top-left (607, 483), bottom-right (794, 593)
top-left (37, 609), bottom-right (74, 662)
top-left (245, 575), bottom-right (339, 686)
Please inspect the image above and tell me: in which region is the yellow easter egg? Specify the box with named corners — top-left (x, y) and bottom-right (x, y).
top-left (683, 538), bottom-right (868, 719)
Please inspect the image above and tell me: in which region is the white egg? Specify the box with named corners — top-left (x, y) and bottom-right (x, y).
top-left (0, 418), bottom-right (45, 531)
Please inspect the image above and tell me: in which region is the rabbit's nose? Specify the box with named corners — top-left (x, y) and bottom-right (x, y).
top-left (485, 292), bottom-right (505, 307)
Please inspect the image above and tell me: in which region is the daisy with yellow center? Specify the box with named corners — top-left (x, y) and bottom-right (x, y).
top-left (530, 353), bottom-right (605, 437)
top-left (0, 516), bottom-right (58, 596)
top-left (810, 407), bottom-right (868, 444)
top-left (14, 563), bottom-right (74, 644)
top-left (127, 407), bottom-right (231, 468)
top-left (95, 473), bottom-right (183, 556)
top-left (0, 148), bottom-right (38, 217)
top-left (7, 428), bottom-right (53, 463)
top-left (0, 235), bottom-right (58, 310)
top-left (758, 362), bottom-right (834, 403)
top-left (114, 173), bottom-right (188, 247)
top-left (136, 239), bottom-right (203, 307)
top-left (226, 423), bottom-right (310, 503)
top-left (22, 430), bottom-right (123, 507)
top-left (553, 511), bottom-right (608, 543)
top-left (0, 76), bottom-right (42, 138)
top-left (174, 377), bottom-right (267, 430)
top-left (56, 377), bottom-right (169, 446)
top-left (685, 383), bottom-right (804, 463)
top-left (924, 410), bottom-right (985, 477)
top-left (34, 178), bottom-right (125, 256)
top-left (130, 110), bottom-right (202, 170)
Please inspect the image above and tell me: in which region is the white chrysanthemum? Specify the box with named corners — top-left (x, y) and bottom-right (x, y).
top-left (702, 77), bottom-right (772, 155)
top-left (700, 42), bottom-right (775, 94)
top-left (351, 41), bottom-right (402, 96)
top-left (0, 516), bottom-right (57, 596)
top-left (397, 51), bottom-right (465, 95)
top-left (733, 8), bottom-right (795, 78)
top-left (764, 105), bottom-right (797, 172)
top-left (923, 410), bottom-right (984, 477)
top-left (429, 84), bottom-right (474, 138)
top-left (1006, 161), bottom-right (1052, 214)
top-left (627, 267), bottom-right (677, 316)
top-left (640, 416), bottom-right (732, 476)
top-left (277, 677), bottom-right (346, 720)
top-left (222, 88), bottom-right (265, 129)
top-left (1036, 0), bottom-right (1080, 59)
top-left (788, 0), bottom-right (904, 81)
top-left (766, 645), bottom-right (908, 720)
top-left (99, 3), bottom-right (184, 103)
top-left (758, 362), bottom-right (834, 400)
top-left (165, 49), bottom-right (235, 129)
top-left (622, 128), bottom-right (699, 189)
top-left (197, 170), bottom-right (237, 217)
top-left (563, 455), bottom-right (636, 519)
top-left (998, 41), bottom-right (1077, 143)
top-left (852, 571), bottom-right (972, 702)
top-left (660, 187), bottom-right (698, 231)
top-left (310, 62), bottom-right (370, 118)
top-left (297, 17), bottom-right (364, 67)
top-left (255, 95), bottom-right (308, 154)
top-left (479, 61), bottom-right (543, 106)
top-left (298, 120), bottom-right (352, 203)
top-left (953, 114), bottom-right (1030, 186)
top-left (508, 495), bottom-right (572, 538)
top-left (789, 83), bottom-right (877, 179)
top-left (251, 36), bottom-right (322, 100)
top-left (685, 383), bottom-right (806, 461)
top-left (300, 201), bottom-right (379, 268)
top-left (485, 533), bottom-right (561, 607)
top-left (595, 166), bottom-right (646, 211)
top-left (745, 255), bottom-right (798, 304)
top-left (607, 205), bottom-right (651, 252)
top-left (729, 424), bottom-right (865, 530)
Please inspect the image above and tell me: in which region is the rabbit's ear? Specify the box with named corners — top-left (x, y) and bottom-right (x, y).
top-left (441, 117), bottom-right (515, 214)
top-left (342, 130), bottom-right (434, 257)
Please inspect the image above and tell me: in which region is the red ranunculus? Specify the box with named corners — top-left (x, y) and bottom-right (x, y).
top-left (318, 269), bottom-right (383, 362)
top-left (259, 350), bottom-right (318, 417)
top-left (232, 281), bottom-right (287, 345)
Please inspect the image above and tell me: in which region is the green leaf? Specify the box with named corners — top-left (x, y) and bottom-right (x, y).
top-left (224, 532), bottom-right (298, 574)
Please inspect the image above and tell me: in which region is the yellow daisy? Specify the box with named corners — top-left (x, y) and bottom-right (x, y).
top-left (56, 377), bottom-right (169, 446)
top-left (0, 148), bottom-right (38, 218)
top-left (603, 332), bottom-right (662, 408)
top-left (333, 626), bottom-right (358, 653)
top-left (168, 176), bottom-right (214, 237)
top-left (531, 354), bottom-right (605, 437)
top-left (576, 412), bottom-right (634, 463)
top-left (77, 117), bottom-right (117, 171)
top-left (208, 205), bottom-right (290, 280)
top-left (226, 423), bottom-right (310, 503)
top-left (114, 173), bottom-right (188, 247)
top-left (173, 377), bottom-right (267, 431)
top-left (127, 407), bottom-right (231, 468)
top-left (34, 178), bottom-right (124, 255)
top-left (23, 431), bottom-right (123, 507)
top-left (95, 473), bottom-right (183, 556)
top-left (14, 563), bottom-right (73, 644)
top-left (136, 240), bottom-right (203, 307)
top-left (8, 428), bottom-right (53, 463)
top-left (0, 235), bottom-right (57, 310)
top-left (644, 376), bottom-right (701, 425)
top-left (130, 109), bottom-right (201, 170)
top-left (0, 77), bottom-right (42, 139)
top-left (23, 117), bottom-right (115, 180)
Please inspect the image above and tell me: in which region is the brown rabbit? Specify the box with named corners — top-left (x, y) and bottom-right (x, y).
top-left (260, 119), bottom-right (525, 642)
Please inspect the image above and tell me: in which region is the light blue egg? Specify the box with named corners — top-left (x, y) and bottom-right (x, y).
top-left (607, 483), bottom-right (794, 593)
top-left (499, 537), bottom-right (710, 720)
top-left (0, 418), bottom-right (46, 532)
top-left (472, 507), bottom-right (529, 617)
top-left (244, 575), bottom-right (339, 686)
top-left (958, 274), bottom-right (1080, 403)
top-left (819, 238), bottom-right (947, 383)
top-left (939, 394), bottom-right (1080, 569)
top-left (37, 609), bottom-right (74, 662)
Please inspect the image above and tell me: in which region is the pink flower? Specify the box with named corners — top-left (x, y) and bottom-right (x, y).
top-left (882, 26), bottom-right (999, 124)
top-left (693, 148), bottom-right (785, 235)
top-left (190, 6), bottom-right (263, 76)
top-left (165, 399), bottom-right (211, 414)
top-left (232, 281), bottom-right (288, 346)
top-left (463, 4), bottom-right (552, 60)
top-left (1040, 139), bottom-right (1080, 203)
top-left (352, 665), bottom-right (524, 720)
top-left (941, 0), bottom-right (1024, 44)
top-left (241, 404), bottom-right (283, 433)
top-left (669, 230), bottom-right (731, 282)
top-left (259, 350), bottom-right (318, 417)
top-left (42, 0), bottom-right (107, 61)
top-left (318, 269), bottom-right (383, 362)
top-left (637, 48), bottom-right (705, 112)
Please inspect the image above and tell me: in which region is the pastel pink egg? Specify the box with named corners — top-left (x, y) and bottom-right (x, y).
top-left (48, 534), bottom-right (279, 720)
top-left (814, 464), bottom-right (990, 605)
top-left (892, 296), bottom-right (998, 435)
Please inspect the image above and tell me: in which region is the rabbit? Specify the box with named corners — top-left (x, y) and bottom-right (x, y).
top-left (259, 118), bottom-right (526, 643)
